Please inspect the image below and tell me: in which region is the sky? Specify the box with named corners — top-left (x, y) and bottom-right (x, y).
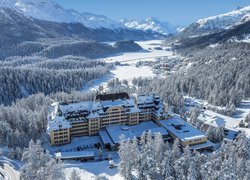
top-left (54, 0), bottom-right (250, 26)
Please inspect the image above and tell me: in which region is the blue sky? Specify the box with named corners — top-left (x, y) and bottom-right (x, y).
top-left (54, 0), bottom-right (250, 26)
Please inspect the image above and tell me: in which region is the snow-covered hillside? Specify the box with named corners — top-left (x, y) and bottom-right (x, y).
top-left (192, 6), bottom-right (250, 31)
top-left (15, 0), bottom-right (122, 29)
top-left (121, 17), bottom-right (176, 35)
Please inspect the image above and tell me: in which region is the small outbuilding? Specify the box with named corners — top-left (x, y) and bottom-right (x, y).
top-left (55, 151), bottom-right (94, 162)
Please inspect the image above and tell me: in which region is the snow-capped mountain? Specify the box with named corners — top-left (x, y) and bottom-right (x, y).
top-left (0, 0), bottom-right (16, 8)
top-left (13, 0), bottom-right (176, 35)
top-left (196, 6), bottom-right (250, 30)
top-left (121, 17), bottom-right (176, 35)
top-left (15, 0), bottom-right (122, 29)
top-left (182, 6), bottom-right (250, 35)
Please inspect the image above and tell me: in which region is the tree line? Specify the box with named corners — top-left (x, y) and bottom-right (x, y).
top-left (118, 132), bottom-right (250, 180)
top-left (0, 55), bottom-right (110, 105)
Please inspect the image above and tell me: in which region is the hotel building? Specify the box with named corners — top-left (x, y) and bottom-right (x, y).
top-left (47, 93), bottom-right (166, 145)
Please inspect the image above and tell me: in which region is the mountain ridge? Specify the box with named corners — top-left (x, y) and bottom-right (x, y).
top-left (121, 17), bottom-right (177, 35)
top-left (181, 6), bottom-right (250, 36)
top-left (12, 0), bottom-right (176, 35)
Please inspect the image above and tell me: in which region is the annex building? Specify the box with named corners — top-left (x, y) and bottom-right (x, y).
top-left (47, 92), bottom-right (166, 145)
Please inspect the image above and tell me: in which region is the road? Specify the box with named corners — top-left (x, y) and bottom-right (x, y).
top-left (0, 156), bottom-right (20, 180)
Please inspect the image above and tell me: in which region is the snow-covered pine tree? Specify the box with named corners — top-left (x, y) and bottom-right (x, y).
top-left (144, 130), bottom-right (157, 179)
top-left (137, 132), bottom-right (148, 180)
top-left (20, 140), bottom-right (65, 180)
top-left (118, 135), bottom-right (133, 180)
top-left (154, 133), bottom-right (166, 177)
top-left (68, 169), bottom-right (81, 180)
top-left (172, 138), bottom-right (181, 160)
top-left (130, 137), bottom-right (140, 172)
top-left (182, 145), bottom-right (191, 176)
top-left (214, 126), bottom-right (224, 142)
top-left (189, 107), bottom-right (201, 125)
top-left (161, 149), bottom-right (174, 179)
top-left (206, 125), bottom-right (215, 142)
top-left (187, 161), bottom-right (199, 180)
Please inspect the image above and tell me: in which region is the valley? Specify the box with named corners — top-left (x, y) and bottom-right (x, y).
top-left (0, 1), bottom-right (249, 180)
top-left (83, 40), bottom-right (180, 92)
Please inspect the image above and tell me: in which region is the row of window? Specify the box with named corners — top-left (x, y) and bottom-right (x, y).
top-left (70, 128), bottom-right (88, 132)
top-left (54, 132), bottom-right (68, 136)
top-left (54, 135), bottom-right (68, 140)
top-left (54, 128), bottom-right (68, 132)
top-left (71, 132), bottom-right (88, 136)
top-left (54, 139), bottom-right (68, 144)
top-left (72, 124), bottom-right (88, 128)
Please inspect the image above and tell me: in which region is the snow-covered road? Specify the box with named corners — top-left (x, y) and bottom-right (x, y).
top-left (0, 156), bottom-right (20, 180)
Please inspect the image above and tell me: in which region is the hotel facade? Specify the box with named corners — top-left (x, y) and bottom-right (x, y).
top-left (48, 93), bottom-right (166, 145)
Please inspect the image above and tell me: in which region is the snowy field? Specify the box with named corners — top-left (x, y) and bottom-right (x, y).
top-left (64, 158), bottom-right (123, 180)
top-left (105, 40), bottom-right (173, 64)
top-left (82, 40), bottom-right (174, 92)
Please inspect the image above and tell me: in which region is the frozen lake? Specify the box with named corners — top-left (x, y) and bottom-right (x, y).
top-left (82, 40), bottom-right (174, 92)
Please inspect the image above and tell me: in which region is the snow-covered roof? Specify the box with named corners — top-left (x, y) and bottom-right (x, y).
top-left (198, 110), bottom-right (239, 129)
top-left (137, 94), bottom-right (159, 104)
top-left (100, 99), bottom-right (136, 109)
top-left (59, 101), bottom-right (101, 115)
top-left (105, 121), bottom-right (168, 144)
top-left (125, 107), bottom-right (141, 114)
top-left (86, 112), bottom-right (100, 119)
top-left (55, 151), bottom-right (94, 159)
top-left (58, 98), bottom-right (137, 116)
top-left (48, 93), bottom-right (163, 131)
top-left (160, 117), bottom-right (206, 142)
top-left (99, 130), bottom-right (114, 146)
top-left (48, 102), bottom-right (59, 120)
top-left (47, 116), bottom-right (72, 132)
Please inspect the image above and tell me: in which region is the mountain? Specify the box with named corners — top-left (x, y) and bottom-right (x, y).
top-left (15, 0), bottom-right (122, 29)
top-left (14, 0), bottom-right (176, 35)
top-left (0, 3), bottom-right (163, 41)
top-left (181, 6), bottom-right (250, 36)
top-left (0, 2), bottom-right (154, 59)
top-left (121, 17), bottom-right (177, 35)
top-left (173, 19), bottom-right (250, 49)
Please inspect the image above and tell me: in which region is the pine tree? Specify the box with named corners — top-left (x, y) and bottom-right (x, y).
top-left (206, 126), bottom-right (215, 142)
top-left (137, 132), bottom-right (148, 180)
top-left (182, 145), bottom-right (191, 176)
top-left (69, 169), bottom-right (81, 180)
top-left (154, 133), bottom-right (166, 176)
top-left (214, 127), bottom-right (224, 142)
top-left (144, 131), bottom-right (157, 179)
top-left (172, 138), bottom-right (181, 160)
top-left (118, 136), bottom-right (133, 180)
top-left (161, 150), bottom-right (173, 179)
top-left (187, 161), bottom-right (199, 180)
top-left (20, 140), bottom-right (65, 180)
top-left (130, 137), bottom-right (140, 171)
